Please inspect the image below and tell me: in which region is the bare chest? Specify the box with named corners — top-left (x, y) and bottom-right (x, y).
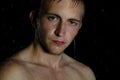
top-left (25, 65), bottom-right (85, 80)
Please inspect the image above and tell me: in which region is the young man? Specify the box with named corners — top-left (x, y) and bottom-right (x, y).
top-left (0, 0), bottom-right (96, 80)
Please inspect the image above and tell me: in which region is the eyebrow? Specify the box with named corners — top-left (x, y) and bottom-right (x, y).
top-left (69, 19), bottom-right (81, 22)
top-left (45, 13), bottom-right (60, 18)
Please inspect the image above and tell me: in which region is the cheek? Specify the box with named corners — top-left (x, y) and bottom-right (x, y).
top-left (66, 28), bottom-right (79, 42)
top-left (41, 20), bottom-right (52, 34)
top-left (41, 18), bottom-right (56, 33)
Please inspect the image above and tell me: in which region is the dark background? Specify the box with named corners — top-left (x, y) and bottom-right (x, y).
top-left (0, 0), bottom-right (118, 80)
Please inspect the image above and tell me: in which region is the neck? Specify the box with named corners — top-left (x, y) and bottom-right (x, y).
top-left (30, 43), bottom-right (65, 69)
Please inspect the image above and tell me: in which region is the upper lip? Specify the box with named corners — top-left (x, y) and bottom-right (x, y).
top-left (52, 40), bottom-right (65, 45)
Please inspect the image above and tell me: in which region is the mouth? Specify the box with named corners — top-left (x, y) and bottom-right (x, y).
top-left (52, 40), bottom-right (65, 46)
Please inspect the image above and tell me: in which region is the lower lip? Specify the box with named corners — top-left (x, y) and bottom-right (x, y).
top-left (52, 40), bottom-right (65, 45)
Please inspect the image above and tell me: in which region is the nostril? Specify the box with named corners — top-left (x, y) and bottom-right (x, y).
top-left (55, 29), bottom-right (61, 37)
top-left (55, 21), bottom-right (65, 37)
top-left (55, 27), bottom-right (64, 37)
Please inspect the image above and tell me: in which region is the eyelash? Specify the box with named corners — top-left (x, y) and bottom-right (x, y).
top-left (46, 15), bottom-right (79, 26)
top-left (47, 15), bottom-right (57, 21)
top-left (70, 21), bottom-right (78, 26)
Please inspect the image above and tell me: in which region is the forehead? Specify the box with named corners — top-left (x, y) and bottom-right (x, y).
top-left (41, 0), bottom-right (84, 16)
top-left (42, 0), bottom-right (84, 19)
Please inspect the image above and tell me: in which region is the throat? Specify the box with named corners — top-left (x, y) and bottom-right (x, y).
top-left (23, 43), bottom-right (66, 70)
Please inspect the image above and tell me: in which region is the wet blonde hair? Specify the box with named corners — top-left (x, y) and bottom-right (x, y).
top-left (31, 0), bottom-right (85, 19)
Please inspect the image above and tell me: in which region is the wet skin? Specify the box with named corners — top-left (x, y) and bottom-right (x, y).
top-left (0, 0), bottom-right (96, 80)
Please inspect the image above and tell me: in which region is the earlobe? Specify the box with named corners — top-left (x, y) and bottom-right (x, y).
top-left (29, 10), bottom-right (36, 28)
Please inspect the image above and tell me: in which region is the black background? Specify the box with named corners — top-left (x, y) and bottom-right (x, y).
top-left (0, 0), bottom-right (118, 80)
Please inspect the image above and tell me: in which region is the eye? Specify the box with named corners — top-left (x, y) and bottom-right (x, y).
top-left (70, 20), bottom-right (78, 26)
top-left (47, 15), bottom-right (57, 21)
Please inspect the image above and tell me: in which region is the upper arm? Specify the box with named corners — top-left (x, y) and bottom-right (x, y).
top-left (83, 66), bottom-right (96, 80)
top-left (0, 69), bottom-right (27, 80)
top-left (0, 61), bottom-right (30, 80)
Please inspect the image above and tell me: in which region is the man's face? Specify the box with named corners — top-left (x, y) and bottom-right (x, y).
top-left (37, 0), bottom-right (83, 55)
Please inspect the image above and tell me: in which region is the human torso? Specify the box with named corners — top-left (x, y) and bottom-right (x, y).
top-left (13, 59), bottom-right (86, 80)
top-left (0, 44), bottom-right (95, 80)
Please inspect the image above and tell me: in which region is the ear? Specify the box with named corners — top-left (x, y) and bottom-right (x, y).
top-left (29, 10), bottom-right (36, 28)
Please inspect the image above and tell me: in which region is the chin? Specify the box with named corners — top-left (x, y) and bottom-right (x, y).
top-left (49, 50), bottom-right (64, 55)
top-left (48, 48), bottom-right (65, 55)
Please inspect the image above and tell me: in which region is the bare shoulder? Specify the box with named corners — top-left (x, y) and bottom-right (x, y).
top-left (0, 59), bottom-right (30, 80)
top-left (75, 61), bottom-right (96, 80)
top-left (64, 54), bottom-right (96, 80)
top-left (71, 59), bottom-right (96, 80)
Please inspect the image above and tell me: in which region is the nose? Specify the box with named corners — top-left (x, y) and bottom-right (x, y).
top-left (55, 22), bottom-right (66, 37)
